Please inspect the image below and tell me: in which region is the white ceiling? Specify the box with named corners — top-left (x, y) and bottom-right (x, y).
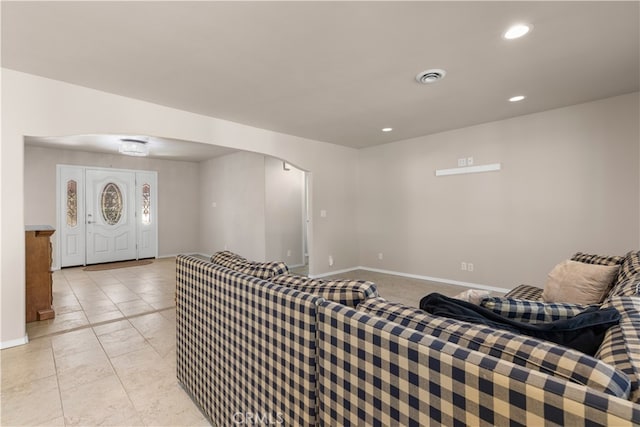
top-left (3, 1), bottom-right (639, 151)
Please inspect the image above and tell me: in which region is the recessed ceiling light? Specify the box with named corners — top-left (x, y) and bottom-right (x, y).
top-left (382, 127), bottom-right (393, 132)
top-left (416, 69), bottom-right (446, 84)
top-left (509, 95), bottom-right (526, 102)
top-left (503, 24), bottom-right (531, 40)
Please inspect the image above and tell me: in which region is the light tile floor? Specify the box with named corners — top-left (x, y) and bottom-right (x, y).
top-left (1, 258), bottom-right (210, 427)
top-left (1, 258), bottom-right (502, 426)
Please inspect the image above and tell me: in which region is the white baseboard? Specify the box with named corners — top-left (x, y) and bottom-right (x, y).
top-left (1, 334), bottom-right (29, 349)
top-left (287, 263), bottom-right (306, 269)
top-left (157, 253), bottom-right (181, 259)
top-left (358, 266), bottom-right (511, 293)
top-left (309, 266), bottom-right (360, 279)
top-left (311, 265), bottom-right (511, 294)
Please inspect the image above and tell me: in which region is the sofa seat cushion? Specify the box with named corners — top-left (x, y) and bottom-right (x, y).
top-left (504, 284), bottom-right (544, 300)
top-left (599, 296), bottom-right (640, 403)
top-left (481, 297), bottom-right (599, 323)
top-left (210, 250), bottom-right (289, 280)
top-left (270, 274), bottom-right (377, 307)
top-left (358, 298), bottom-right (631, 399)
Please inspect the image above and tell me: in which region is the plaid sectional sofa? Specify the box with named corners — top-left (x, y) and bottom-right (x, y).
top-left (503, 251), bottom-right (640, 404)
top-left (176, 251), bottom-right (640, 426)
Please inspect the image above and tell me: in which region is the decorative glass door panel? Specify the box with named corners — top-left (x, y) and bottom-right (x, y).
top-left (136, 171), bottom-right (157, 259)
top-left (85, 169), bottom-right (136, 264)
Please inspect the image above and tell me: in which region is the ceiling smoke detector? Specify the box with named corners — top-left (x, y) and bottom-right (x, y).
top-left (416, 69), bottom-right (446, 84)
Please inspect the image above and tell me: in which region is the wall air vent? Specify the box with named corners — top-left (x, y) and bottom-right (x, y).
top-left (416, 69), bottom-right (446, 84)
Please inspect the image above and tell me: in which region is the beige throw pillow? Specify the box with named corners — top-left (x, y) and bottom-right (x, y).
top-left (542, 260), bottom-right (619, 305)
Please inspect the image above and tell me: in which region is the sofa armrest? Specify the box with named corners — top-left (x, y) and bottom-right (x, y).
top-left (210, 250), bottom-right (289, 279)
top-left (270, 274), bottom-right (377, 307)
top-left (600, 296), bottom-right (640, 403)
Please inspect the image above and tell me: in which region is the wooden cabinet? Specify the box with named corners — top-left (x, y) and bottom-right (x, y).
top-left (25, 225), bottom-right (55, 322)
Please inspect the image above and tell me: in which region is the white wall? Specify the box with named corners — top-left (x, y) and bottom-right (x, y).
top-left (357, 93), bottom-right (640, 289)
top-left (265, 157), bottom-right (304, 265)
top-left (199, 153), bottom-right (305, 266)
top-left (24, 145), bottom-right (201, 263)
top-left (199, 151), bottom-right (267, 261)
top-left (1, 69), bottom-right (359, 347)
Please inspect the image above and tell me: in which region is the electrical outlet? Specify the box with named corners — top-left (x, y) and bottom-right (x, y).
top-left (467, 157), bottom-right (474, 166)
top-left (461, 262), bottom-right (467, 271)
top-left (467, 263), bottom-right (474, 272)
top-left (378, 253), bottom-right (383, 260)
top-left (287, 249), bottom-right (291, 257)
top-left (328, 255), bottom-right (334, 266)
top-left (320, 210), bottom-right (327, 218)
top-left (457, 158), bottom-right (467, 167)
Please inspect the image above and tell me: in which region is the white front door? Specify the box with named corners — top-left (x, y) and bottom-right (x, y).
top-left (85, 169), bottom-right (137, 264)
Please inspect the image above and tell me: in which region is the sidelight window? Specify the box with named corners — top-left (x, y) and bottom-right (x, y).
top-left (142, 183), bottom-right (151, 224)
top-left (66, 180), bottom-right (77, 227)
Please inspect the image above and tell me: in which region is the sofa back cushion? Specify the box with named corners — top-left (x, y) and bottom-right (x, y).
top-left (270, 274), bottom-right (377, 307)
top-left (504, 283), bottom-right (543, 300)
top-left (609, 251), bottom-right (640, 298)
top-left (571, 252), bottom-right (626, 266)
top-left (358, 298), bottom-right (631, 398)
top-left (480, 297), bottom-right (598, 323)
top-left (210, 250), bottom-right (289, 280)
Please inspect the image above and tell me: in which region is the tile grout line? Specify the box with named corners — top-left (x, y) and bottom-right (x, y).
top-left (88, 297), bottom-right (177, 425)
top-left (28, 306), bottom-right (176, 341)
top-left (88, 320), bottom-right (149, 427)
top-left (49, 337), bottom-right (68, 427)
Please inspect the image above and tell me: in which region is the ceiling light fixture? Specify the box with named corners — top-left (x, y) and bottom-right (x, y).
top-left (416, 69), bottom-right (446, 84)
top-left (503, 24), bottom-right (531, 40)
top-left (382, 127), bottom-right (393, 132)
top-left (509, 95), bottom-right (526, 102)
top-left (119, 137), bottom-right (149, 157)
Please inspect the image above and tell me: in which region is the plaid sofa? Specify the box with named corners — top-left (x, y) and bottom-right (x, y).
top-left (177, 252), bottom-right (640, 425)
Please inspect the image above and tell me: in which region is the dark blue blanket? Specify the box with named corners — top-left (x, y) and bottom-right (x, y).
top-left (419, 293), bottom-right (620, 356)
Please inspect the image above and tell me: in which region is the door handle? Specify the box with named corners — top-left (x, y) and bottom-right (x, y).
top-left (87, 221), bottom-right (95, 224)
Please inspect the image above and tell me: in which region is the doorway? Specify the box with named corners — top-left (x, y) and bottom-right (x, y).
top-left (57, 165), bottom-right (158, 267)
